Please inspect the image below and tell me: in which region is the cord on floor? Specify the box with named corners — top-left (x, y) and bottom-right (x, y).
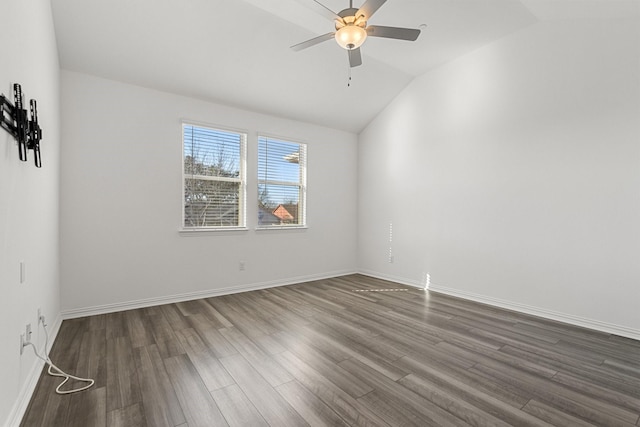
top-left (23, 319), bottom-right (95, 394)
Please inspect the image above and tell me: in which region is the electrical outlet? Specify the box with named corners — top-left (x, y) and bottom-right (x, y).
top-left (239, 261), bottom-right (246, 271)
top-left (20, 261), bottom-right (25, 283)
top-left (20, 323), bottom-right (31, 355)
top-left (20, 323), bottom-right (33, 355)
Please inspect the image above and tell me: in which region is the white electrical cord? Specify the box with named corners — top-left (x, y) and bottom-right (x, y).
top-left (23, 318), bottom-right (95, 395)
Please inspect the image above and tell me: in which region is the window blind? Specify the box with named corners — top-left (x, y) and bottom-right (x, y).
top-left (183, 124), bottom-right (246, 228)
top-left (257, 136), bottom-right (307, 227)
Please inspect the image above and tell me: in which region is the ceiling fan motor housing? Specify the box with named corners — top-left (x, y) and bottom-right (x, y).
top-left (335, 8), bottom-right (368, 50)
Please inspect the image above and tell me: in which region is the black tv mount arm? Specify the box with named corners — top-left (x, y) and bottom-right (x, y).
top-left (0, 83), bottom-right (43, 167)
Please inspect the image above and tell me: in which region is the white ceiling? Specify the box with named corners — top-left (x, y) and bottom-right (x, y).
top-left (50, 0), bottom-right (639, 133)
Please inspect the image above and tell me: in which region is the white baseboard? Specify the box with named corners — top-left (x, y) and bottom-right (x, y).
top-left (61, 269), bottom-right (358, 319)
top-left (5, 315), bottom-right (63, 427)
top-left (428, 284), bottom-right (640, 341)
top-left (357, 269), bottom-right (427, 290)
top-left (357, 269), bottom-right (639, 341)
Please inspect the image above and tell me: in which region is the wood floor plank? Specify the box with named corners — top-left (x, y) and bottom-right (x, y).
top-left (272, 330), bottom-right (374, 398)
top-left (158, 303), bottom-right (191, 331)
top-left (105, 312), bottom-right (128, 339)
top-left (357, 390), bottom-right (435, 427)
top-left (219, 326), bottom-right (293, 387)
top-left (251, 332), bottom-right (287, 355)
top-left (276, 380), bottom-right (350, 426)
top-left (209, 295), bottom-right (278, 336)
top-left (211, 384), bottom-right (268, 427)
top-left (263, 288), bottom-right (322, 318)
top-left (106, 403), bottom-right (147, 427)
top-left (154, 335), bottom-right (186, 360)
top-left (219, 353), bottom-right (309, 427)
top-left (340, 358), bottom-right (469, 427)
top-left (313, 313), bottom-right (405, 361)
top-left (175, 299), bottom-right (202, 317)
top-left (174, 327), bottom-right (208, 354)
top-left (505, 341), bottom-right (640, 393)
top-left (436, 339), bottom-right (558, 379)
top-left (124, 310), bottom-right (155, 348)
top-left (200, 298), bottom-right (234, 328)
top-left (396, 373), bottom-right (513, 427)
top-left (106, 336), bottom-right (141, 412)
top-left (472, 361), bottom-right (639, 426)
top-left (551, 370), bottom-right (640, 414)
top-left (396, 355), bottom-right (554, 426)
top-left (47, 318), bottom-right (87, 371)
top-left (399, 350), bottom-right (532, 408)
top-left (163, 354), bottom-right (229, 427)
top-left (603, 358), bottom-right (640, 378)
top-left (133, 345), bottom-right (186, 427)
top-left (20, 372), bottom-right (69, 427)
top-left (64, 386), bottom-right (107, 427)
top-left (500, 343), bottom-right (640, 397)
top-left (88, 314), bottom-right (107, 331)
top-left (310, 323), bottom-right (409, 381)
top-left (556, 336), bottom-right (640, 365)
top-left (290, 287), bottom-right (348, 311)
top-left (174, 328), bottom-right (235, 391)
top-left (18, 373), bottom-right (50, 427)
top-left (145, 312), bottom-right (179, 344)
top-left (266, 316), bottom-right (352, 363)
top-left (273, 350), bottom-right (391, 427)
top-left (522, 399), bottom-right (599, 427)
top-left (187, 313), bottom-right (238, 358)
top-left (76, 329), bottom-right (107, 384)
top-left (188, 350), bottom-right (235, 391)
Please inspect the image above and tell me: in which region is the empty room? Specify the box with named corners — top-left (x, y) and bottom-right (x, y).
top-left (2, 0), bottom-right (639, 426)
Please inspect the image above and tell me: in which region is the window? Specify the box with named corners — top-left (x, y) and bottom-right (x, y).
top-left (183, 124), bottom-right (246, 229)
top-left (258, 136), bottom-right (307, 227)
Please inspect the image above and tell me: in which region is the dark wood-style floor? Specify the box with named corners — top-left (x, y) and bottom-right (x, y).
top-left (21, 274), bottom-right (640, 426)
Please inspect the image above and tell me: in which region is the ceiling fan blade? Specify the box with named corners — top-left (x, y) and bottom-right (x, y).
top-left (356, 0), bottom-right (387, 20)
top-left (291, 32), bottom-right (335, 52)
top-left (300, 0), bottom-right (343, 22)
top-left (348, 48), bottom-right (363, 67)
top-left (366, 25), bottom-right (420, 41)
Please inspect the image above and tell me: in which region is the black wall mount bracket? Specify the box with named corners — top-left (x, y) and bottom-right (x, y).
top-left (1, 83), bottom-right (43, 167)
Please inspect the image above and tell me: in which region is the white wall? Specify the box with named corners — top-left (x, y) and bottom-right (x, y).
top-left (358, 17), bottom-right (640, 338)
top-left (0, 1), bottom-right (61, 425)
top-left (60, 71), bottom-right (358, 313)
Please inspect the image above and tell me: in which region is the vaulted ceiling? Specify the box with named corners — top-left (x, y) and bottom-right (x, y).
top-left (51, 0), bottom-right (639, 133)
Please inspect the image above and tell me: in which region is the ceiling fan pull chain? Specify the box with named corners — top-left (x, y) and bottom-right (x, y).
top-left (347, 65), bottom-right (352, 87)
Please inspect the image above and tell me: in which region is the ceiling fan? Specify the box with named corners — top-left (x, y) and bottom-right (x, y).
top-left (291, 0), bottom-right (421, 68)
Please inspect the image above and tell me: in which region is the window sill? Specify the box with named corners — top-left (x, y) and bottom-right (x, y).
top-left (255, 225), bottom-right (308, 231)
top-left (179, 227), bottom-right (249, 236)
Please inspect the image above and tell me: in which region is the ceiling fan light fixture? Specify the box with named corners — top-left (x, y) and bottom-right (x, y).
top-left (335, 25), bottom-right (367, 50)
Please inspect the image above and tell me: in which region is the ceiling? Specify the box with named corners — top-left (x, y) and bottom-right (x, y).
top-left (50, 0), bottom-right (639, 133)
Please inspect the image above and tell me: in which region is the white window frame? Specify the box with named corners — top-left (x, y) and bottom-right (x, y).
top-left (257, 135), bottom-right (307, 229)
top-left (181, 122), bottom-right (247, 232)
